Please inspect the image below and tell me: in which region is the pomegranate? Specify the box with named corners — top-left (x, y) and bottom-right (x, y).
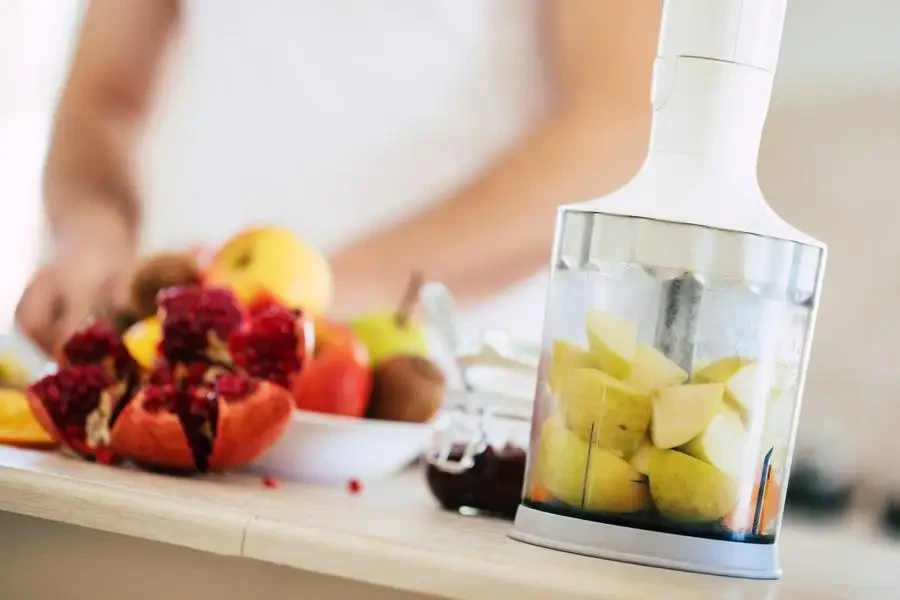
top-left (27, 285), bottom-right (310, 473)
top-left (26, 365), bottom-right (128, 463)
top-left (111, 365), bottom-right (292, 472)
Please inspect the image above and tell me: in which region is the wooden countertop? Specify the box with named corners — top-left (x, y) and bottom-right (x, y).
top-left (0, 445), bottom-right (896, 600)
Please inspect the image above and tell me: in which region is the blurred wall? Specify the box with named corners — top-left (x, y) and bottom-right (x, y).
top-left (0, 0), bottom-right (82, 327)
top-left (759, 0), bottom-right (900, 480)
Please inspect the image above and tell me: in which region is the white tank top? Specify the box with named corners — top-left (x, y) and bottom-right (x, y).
top-left (140, 0), bottom-right (550, 341)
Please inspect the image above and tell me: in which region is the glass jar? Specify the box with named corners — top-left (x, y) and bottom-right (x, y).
top-left (424, 335), bottom-right (537, 520)
top-left (514, 210), bottom-right (824, 560)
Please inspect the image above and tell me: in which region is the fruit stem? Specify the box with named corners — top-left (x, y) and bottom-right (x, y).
top-left (395, 271), bottom-right (424, 328)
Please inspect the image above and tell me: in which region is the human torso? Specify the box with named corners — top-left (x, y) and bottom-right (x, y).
top-left (139, 0), bottom-right (550, 340)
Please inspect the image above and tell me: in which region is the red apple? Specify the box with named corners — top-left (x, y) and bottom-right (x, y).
top-left (292, 318), bottom-right (372, 418)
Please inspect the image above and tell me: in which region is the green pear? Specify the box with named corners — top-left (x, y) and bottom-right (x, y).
top-left (560, 368), bottom-right (651, 456)
top-left (585, 308), bottom-right (637, 379)
top-left (649, 449), bottom-right (739, 523)
top-left (349, 311), bottom-right (428, 366)
top-left (548, 340), bottom-right (594, 393)
top-left (650, 383), bottom-right (724, 449)
top-left (628, 438), bottom-right (654, 476)
top-left (624, 344), bottom-right (688, 393)
top-left (679, 407), bottom-right (748, 479)
top-left (539, 417), bottom-right (651, 513)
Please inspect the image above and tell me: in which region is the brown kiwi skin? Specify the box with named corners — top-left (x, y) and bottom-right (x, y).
top-left (367, 355), bottom-right (445, 423)
top-left (127, 252), bottom-right (202, 320)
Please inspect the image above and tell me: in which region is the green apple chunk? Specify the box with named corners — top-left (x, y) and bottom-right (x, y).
top-left (628, 438), bottom-right (653, 476)
top-left (560, 368), bottom-right (651, 455)
top-left (650, 383), bottom-right (724, 449)
top-left (679, 407), bottom-right (748, 479)
top-left (649, 449), bottom-right (739, 523)
top-left (539, 417), bottom-right (651, 513)
top-left (624, 344), bottom-right (688, 393)
top-left (693, 357), bottom-right (772, 423)
top-left (548, 340), bottom-right (594, 393)
top-left (585, 309), bottom-right (637, 379)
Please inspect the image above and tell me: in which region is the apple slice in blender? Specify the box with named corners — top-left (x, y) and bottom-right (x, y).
top-left (628, 438), bottom-right (654, 476)
top-left (650, 383), bottom-right (724, 449)
top-left (560, 368), bottom-right (651, 456)
top-left (624, 344), bottom-right (688, 393)
top-left (694, 358), bottom-right (769, 423)
top-left (585, 308), bottom-right (637, 379)
top-left (548, 340), bottom-right (594, 393)
top-left (538, 416), bottom-right (650, 513)
top-left (679, 407), bottom-right (748, 479)
top-left (649, 449), bottom-right (739, 523)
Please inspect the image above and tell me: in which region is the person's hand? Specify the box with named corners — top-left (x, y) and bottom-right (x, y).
top-left (15, 220), bottom-right (135, 356)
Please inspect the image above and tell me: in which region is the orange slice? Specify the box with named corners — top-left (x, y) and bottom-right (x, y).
top-left (0, 388), bottom-right (55, 448)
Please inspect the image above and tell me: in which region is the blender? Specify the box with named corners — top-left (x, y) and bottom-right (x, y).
top-left (509, 0), bottom-right (826, 579)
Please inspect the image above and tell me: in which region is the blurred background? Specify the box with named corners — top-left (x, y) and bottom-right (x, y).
top-left (0, 0), bottom-right (898, 519)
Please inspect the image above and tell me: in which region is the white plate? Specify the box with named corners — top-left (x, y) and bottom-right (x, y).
top-left (249, 409), bottom-right (434, 483)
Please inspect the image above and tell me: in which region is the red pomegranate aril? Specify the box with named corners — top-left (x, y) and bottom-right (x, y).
top-left (62, 320), bottom-right (137, 379)
top-left (229, 303), bottom-right (303, 389)
top-left (157, 285), bottom-right (244, 363)
top-left (215, 372), bottom-right (257, 402)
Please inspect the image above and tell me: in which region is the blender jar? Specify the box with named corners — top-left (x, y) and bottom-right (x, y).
top-left (513, 209), bottom-right (823, 575)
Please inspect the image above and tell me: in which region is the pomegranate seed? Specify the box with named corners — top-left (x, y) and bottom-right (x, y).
top-left (347, 478), bottom-right (363, 495)
top-left (261, 476), bottom-right (279, 489)
top-left (94, 449), bottom-right (115, 465)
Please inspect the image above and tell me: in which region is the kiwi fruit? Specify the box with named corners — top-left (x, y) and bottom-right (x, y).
top-left (368, 355), bottom-right (445, 423)
top-left (128, 252), bottom-right (202, 319)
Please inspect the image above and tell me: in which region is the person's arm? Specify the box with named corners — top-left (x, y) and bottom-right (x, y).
top-left (44, 0), bottom-right (179, 251)
top-left (328, 0), bottom-right (661, 317)
top-left (16, 0), bottom-right (178, 352)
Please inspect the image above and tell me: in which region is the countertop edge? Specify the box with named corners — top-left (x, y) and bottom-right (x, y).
top-left (0, 463), bottom-right (250, 557)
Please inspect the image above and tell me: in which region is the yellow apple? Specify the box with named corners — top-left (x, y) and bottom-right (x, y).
top-left (560, 368), bottom-right (651, 456)
top-left (123, 316), bottom-right (162, 369)
top-left (205, 226), bottom-right (333, 314)
top-left (538, 416), bottom-right (651, 513)
top-left (679, 407), bottom-right (748, 479)
top-left (548, 340), bottom-right (594, 393)
top-left (624, 344), bottom-right (688, 393)
top-left (0, 353), bottom-right (28, 389)
top-left (585, 308), bottom-right (637, 379)
top-left (650, 383), bottom-right (724, 449)
top-left (649, 449), bottom-right (738, 523)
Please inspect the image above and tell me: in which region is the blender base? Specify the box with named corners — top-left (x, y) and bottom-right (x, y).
top-left (510, 505), bottom-right (781, 580)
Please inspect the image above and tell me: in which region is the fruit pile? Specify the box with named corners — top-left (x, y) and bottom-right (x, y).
top-left (16, 226), bottom-right (446, 472)
top-left (26, 287), bottom-right (299, 471)
top-left (528, 308), bottom-right (787, 539)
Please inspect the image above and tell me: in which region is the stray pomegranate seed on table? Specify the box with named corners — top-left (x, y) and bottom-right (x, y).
top-left (347, 478), bottom-right (364, 495)
top-left (261, 476), bottom-right (280, 489)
